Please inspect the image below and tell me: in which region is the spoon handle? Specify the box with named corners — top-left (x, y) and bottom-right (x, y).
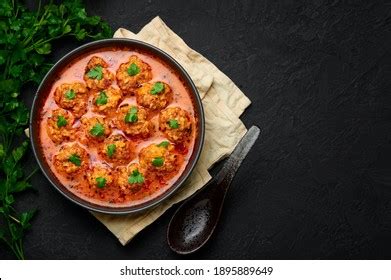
top-left (215, 125), bottom-right (261, 186)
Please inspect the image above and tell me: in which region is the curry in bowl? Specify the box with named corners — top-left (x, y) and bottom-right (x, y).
top-left (32, 40), bottom-right (203, 212)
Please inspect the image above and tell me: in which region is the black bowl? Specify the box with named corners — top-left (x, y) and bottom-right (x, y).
top-left (30, 39), bottom-right (205, 215)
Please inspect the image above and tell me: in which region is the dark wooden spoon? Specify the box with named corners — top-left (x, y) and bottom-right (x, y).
top-left (167, 125), bottom-right (260, 254)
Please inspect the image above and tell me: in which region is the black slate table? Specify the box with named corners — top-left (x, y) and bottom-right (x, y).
top-left (2, 0), bottom-right (391, 259)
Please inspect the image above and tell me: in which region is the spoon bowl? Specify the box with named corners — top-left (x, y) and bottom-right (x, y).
top-left (167, 126), bottom-right (260, 254)
top-left (167, 178), bottom-right (222, 254)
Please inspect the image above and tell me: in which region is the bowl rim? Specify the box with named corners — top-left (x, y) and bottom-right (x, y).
top-left (29, 38), bottom-right (205, 215)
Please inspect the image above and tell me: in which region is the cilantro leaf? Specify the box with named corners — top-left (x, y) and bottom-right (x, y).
top-left (8, 180), bottom-right (32, 194)
top-left (35, 43), bottom-right (52, 55)
top-left (150, 82), bottom-right (164, 95)
top-left (127, 63), bottom-right (140, 76)
top-left (128, 169), bottom-right (145, 184)
top-left (19, 210), bottom-right (35, 230)
top-left (12, 141), bottom-right (28, 163)
top-left (57, 115), bottom-right (67, 127)
top-left (87, 65), bottom-right (103, 80)
top-left (168, 119), bottom-right (179, 129)
top-left (89, 123), bottom-right (105, 137)
top-left (65, 89), bottom-right (76, 100)
top-left (124, 106), bottom-right (138, 123)
top-left (96, 177), bottom-right (107, 188)
top-left (157, 141), bottom-right (170, 148)
top-left (68, 154), bottom-right (81, 166)
top-left (152, 157), bottom-right (164, 167)
top-left (96, 91), bottom-right (108, 105)
top-left (106, 144), bottom-right (116, 158)
top-left (19, 210), bottom-right (36, 229)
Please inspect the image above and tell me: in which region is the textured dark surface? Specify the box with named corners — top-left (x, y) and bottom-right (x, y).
top-left (1, 0), bottom-right (391, 259)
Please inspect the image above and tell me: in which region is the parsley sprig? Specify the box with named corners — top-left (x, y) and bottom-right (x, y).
top-left (0, 0), bottom-right (112, 259)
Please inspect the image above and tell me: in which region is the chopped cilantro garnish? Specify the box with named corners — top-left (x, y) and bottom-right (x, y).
top-left (96, 91), bottom-right (108, 105)
top-left (57, 115), bottom-right (67, 128)
top-left (128, 169), bottom-right (145, 184)
top-left (157, 141), bottom-right (170, 148)
top-left (96, 177), bottom-right (107, 188)
top-left (152, 157), bottom-right (164, 167)
top-left (168, 119), bottom-right (179, 129)
top-left (106, 144), bottom-right (116, 158)
top-left (65, 89), bottom-right (76, 100)
top-left (150, 82), bottom-right (164, 95)
top-left (68, 154), bottom-right (81, 166)
top-left (87, 65), bottom-right (103, 80)
top-left (124, 106), bottom-right (138, 123)
top-left (127, 63), bottom-right (140, 76)
top-left (89, 123), bottom-right (105, 137)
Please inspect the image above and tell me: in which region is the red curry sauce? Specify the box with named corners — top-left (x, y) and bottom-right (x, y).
top-left (38, 47), bottom-right (197, 207)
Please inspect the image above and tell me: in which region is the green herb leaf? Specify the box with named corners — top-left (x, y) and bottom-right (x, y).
top-left (157, 141), bottom-right (170, 148)
top-left (35, 43), bottom-right (51, 55)
top-left (150, 82), bottom-right (164, 95)
top-left (9, 181), bottom-right (32, 194)
top-left (12, 141), bottom-right (28, 163)
top-left (9, 223), bottom-right (23, 240)
top-left (76, 29), bottom-right (87, 40)
top-left (152, 157), bottom-right (164, 167)
top-left (96, 177), bottom-right (107, 188)
top-left (89, 123), bottom-right (105, 137)
top-left (68, 154), bottom-right (81, 166)
top-left (19, 211), bottom-right (35, 230)
top-left (106, 144), bottom-right (116, 158)
top-left (124, 106), bottom-right (138, 123)
top-left (57, 115), bottom-right (67, 127)
top-left (87, 65), bottom-right (103, 80)
top-left (0, 144), bottom-right (5, 160)
top-left (127, 63), bottom-right (140, 76)
top-left (128, 169), bottom-right (145, 184)
top-left (5, 195), bottom-right (15, 205)
top-left (11, 104), bottom-right (29, 125)
top-left (168, 119), bottom-right (179, 129)
top-left (96, 91), bottom-right (108, 105)
top-left (65, 89), bottom-right (76, 100)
